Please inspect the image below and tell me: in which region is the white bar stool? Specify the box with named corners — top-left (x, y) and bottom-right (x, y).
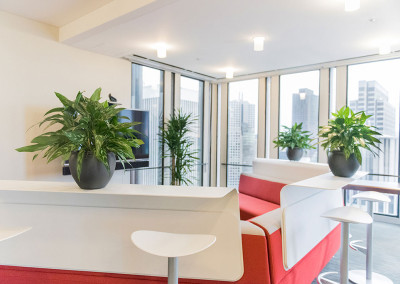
top-left (131, 230), bottom-right (216, 284)
top-left (349, 191), bottom-right (393, 284)
top-left (318, 206), bottom-right (372, 284)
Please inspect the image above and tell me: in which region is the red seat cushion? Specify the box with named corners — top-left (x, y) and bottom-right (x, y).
top-left (239, 193), bottom-right (280, 221)
top-left (238, 174), bottom-right (286, 205)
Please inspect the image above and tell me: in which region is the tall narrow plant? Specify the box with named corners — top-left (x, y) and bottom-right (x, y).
top-left (159, 110), bottom-right (199, 185)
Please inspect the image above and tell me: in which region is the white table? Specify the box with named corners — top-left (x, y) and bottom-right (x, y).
top-left (0, 180), bottom-right (243, 281)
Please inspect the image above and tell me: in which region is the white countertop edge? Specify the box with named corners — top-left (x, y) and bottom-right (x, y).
top-left (0, 180), bottom-right (236, 199)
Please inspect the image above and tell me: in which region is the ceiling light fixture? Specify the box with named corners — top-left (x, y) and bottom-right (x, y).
top-left (156, 43), bottom-right (167, 58)
top-left (379, 45), bottom-right (391, 55)
top-left (345, 0), bottom-right (360, 12)
top-left (253, 37), bottom-right (265, 51)
top-left (225, 68), bottom-right (234, 79)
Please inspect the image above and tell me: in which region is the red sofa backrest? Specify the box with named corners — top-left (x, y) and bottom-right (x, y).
top-left (238, 174), bottom-right (286, 205)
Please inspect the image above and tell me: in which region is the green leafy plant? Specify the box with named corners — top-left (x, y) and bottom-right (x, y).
top-left (159, 110), bottom-right (199, 186)
top-left (16, 88), bottom-right (144, 179)
top-left (273, 122), bottom-right (315, 150)
top-left (318, 106), bottom-right (382, 164)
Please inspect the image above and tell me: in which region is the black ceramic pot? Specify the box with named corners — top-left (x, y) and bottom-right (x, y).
top-left (69, 151), bottom-right (116, 189)
top-left (328, 151), bottom-right (360, 178)
top-left (286, 147), bottom-right (303, 161)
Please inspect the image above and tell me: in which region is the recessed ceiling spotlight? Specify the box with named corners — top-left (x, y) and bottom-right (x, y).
top-left (345, 0), bottom-right (360, 12)
top-left (253, 37), bottom-right (265, 51)
top-left (156, 43), bottom-right (167, 58)
top-left (379, 45), bottom-right (391, 55)
top-left (225, 68), bottom-right (234, 79)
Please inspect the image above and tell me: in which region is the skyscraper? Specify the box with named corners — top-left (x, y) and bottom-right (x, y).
top-left (287, 88), bottom-right (319, 161)
top-left (292, 88), bottom-right (319, 134)
top-left (349, 80), bottom-right (398, 176)
top-left (227, 93), bottom-right (257, 188)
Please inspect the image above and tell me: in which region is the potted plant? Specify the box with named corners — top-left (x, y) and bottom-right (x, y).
top-left (159, 110), bottom-right (199, 185)
top-left (16, 88), bottom-right (144, 189)
top-left (273, 122), bottom-right (315, 161)
top-left (318, 106), bottom-right (381, 177)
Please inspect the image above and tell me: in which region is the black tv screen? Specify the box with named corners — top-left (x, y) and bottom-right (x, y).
top-left (118, 109), bottom-right (150, 160)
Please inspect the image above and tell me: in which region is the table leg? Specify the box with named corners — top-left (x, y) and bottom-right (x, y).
top-left (168, 257), bottom-right (178, 284)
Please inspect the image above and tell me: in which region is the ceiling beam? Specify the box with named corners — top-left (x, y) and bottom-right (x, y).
top-left (59, 0), bottom-right (168, 43)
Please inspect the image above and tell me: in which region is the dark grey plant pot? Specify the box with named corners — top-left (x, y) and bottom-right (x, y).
top-left (328, 151), bottom-right (360, 178)
top-left (69, 152), bottom-right (116, 190)
top-left (286, 147), bottom-right (303, 161)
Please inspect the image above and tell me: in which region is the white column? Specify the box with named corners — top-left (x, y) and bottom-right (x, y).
top-left (203, 81), bottom-right (211, 187)
top-left (174, 73), bottom-right (181, 111)
top-left (257, 78), bottom-right (266, 158)
top-left (319, 68), bottom-right (330, 163)
top-left (219, 83), bottom-right (228, 187)
top-left (210, 83), bottom-right (218, 187)
top-left (336, 65), bottom-right (348, 111)
top-left (163, 71), bottom-right (173, 185)
top-left (269, 75), bottom-right (280, 159)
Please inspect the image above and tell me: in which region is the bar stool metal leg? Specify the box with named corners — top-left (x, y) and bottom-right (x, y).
top-left (349, 192), bottom-right (393, 284)
top-left (318, 206), bottom-right (372, 284)
top-left (168, 257), bottom-right (178, 284)
top-left (341, 222), bottom-right (350, 284)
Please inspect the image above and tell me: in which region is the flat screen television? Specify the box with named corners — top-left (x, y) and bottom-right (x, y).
top-left (118, 109), bottom-right (150, 160)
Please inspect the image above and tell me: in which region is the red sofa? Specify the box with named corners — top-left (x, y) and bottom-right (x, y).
top-left (0, 159), bottom-right (340, 284)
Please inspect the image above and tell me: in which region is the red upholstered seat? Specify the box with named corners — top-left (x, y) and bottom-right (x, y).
top-left (238, 174), bottom-right (285, 205)
top-left (239, 193), bottom-right (280, 221)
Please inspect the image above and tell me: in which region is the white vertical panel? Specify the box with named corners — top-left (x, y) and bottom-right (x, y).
top-left (269, 75), bottom-right (280, 159)
top-left (336, 65), bottom-right (347, 110)
top-left (210, 83), bottom-right (218, 187)
top-left (174, 73), bottom-right (181, 111)
top-left (319, 68), bottom-right (330, 163)
top-left (257, 78), bottom-right (266, 158)
top-left (219, 83), bottom-right (228, 187)
top-left (163, 71), bottom-right (173, 185)
top-left (164, 71), bottom-right (173, 122)
top-left (203, 81), bottom-right (211, 187)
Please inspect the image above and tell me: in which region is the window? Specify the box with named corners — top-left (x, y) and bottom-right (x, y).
top-left (346, 59), bottom-right (400, 216)
top-left (131, 64), bottom-right (163, 185)
top-left (279, 70), bottom-right (320, 162)
top-left (180, 76), bottom-right (204, 186)
top-left (227, 79), bottom-right (258, 188)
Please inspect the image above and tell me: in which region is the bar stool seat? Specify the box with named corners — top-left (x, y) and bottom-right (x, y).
top-left (318, 206), bottom-right (372, 284)
top-left (349, 192), bottom-right (393, 284)
top-left (131, 230), bottom-right (216, 284)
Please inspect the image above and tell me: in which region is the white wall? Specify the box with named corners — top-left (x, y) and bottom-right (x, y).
top-left (0, 11), bottom-right (132, 181)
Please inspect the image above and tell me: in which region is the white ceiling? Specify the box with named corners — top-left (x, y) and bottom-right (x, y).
top-left (1, 0), bottom-right (400, 79)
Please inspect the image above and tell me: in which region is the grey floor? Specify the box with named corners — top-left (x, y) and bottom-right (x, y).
top-left (312, 221), bottom-right (400, 283)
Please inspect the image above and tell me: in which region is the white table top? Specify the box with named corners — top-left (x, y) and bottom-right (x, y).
top-left (131, 230), bottom-right (216, 258)
top-left (291, 171), bottom-right (368, 190)
top-left (0, 180), bottom-right (234, 198)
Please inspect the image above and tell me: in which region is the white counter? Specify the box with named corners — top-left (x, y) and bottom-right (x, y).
top-left (0, 180), bottom-right (243, 281)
